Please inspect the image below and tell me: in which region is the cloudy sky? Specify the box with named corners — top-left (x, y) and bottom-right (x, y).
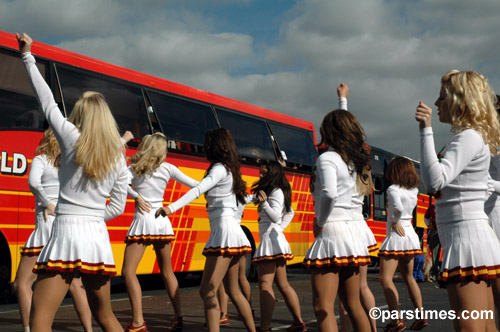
top-left (2, 0), bottom-right (500, 160)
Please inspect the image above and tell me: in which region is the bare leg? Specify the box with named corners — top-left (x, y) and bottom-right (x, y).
top-left (338, 267), bottom-right (370, 332)
top-left (121, 242), bottom-right (147, 326)
top-left (200, 255), bottom-right (231, 332)
top-left (398, 257), bottom-right (423, 309)
top-left (274, 259), bottom-right (304, 324)
top-left (154, 242), bottom-right (182, 318)
top-left (30, 272), bottom-right (72, 332)
top-left (256, 260), bottom-right (276, 330)
top-left (359, 265), bottom-right (377, 332)
top-left (492, 279), bottom-right (500, 331)
top-left (69, 277), bottom-right (93, 332)
top-left (447, 280), bottom-right (491, 332)
top-left (338, 300), bottom-right (352, 332)
top-left (81, 274), bottom-right (122, 332)
top-left (218, 282), bottom-right (229, 319)
top-left (13, 255), bottom-right (38, 329)
top-left (223, 256), bottom-right (256, 332)
top-left (379, 257), bottom-right (400, 319)
top-left (238, 254), bottom-right (252, 305)
top-left (311, 266), bottom-right (339, 332)
top-left (486, 282), bottom-right (498, 332)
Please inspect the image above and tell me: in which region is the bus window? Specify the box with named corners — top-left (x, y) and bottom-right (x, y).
top-left (148, 92), bottom-right (218, 151)
top-left (215, 108), bottom-right (276, 162)
top-left (55, 64), bottom-right (150, 139)
top-left (0, 50), bottom-right (48, 130)
top-left (268, 122), bottom-right (316, 167)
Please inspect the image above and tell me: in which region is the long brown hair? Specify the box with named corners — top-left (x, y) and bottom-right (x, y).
top-left (385, 157), bottom-right (419, 189)
top-left (318, 109), bottom-right (371, 174)
top-left (203, 128), bottom-right (247, 204)
top-left (35, 128), bottom-right (60, 168)
top-left (251, 160), bottom-right (292, 212)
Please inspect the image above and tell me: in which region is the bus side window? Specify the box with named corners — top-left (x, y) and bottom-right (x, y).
top-left (55, 64), bottom-right (150, 140)
top-left (148, 92), bottom-right (218, 154)
top-left (268, 121), bottom-right (317, 170)
top-left (372, 176), bottom-right (387, 221)
top-left (215, 108), bottom-right (276, 163)
top-left (0, 50), bottom-right (49, 130)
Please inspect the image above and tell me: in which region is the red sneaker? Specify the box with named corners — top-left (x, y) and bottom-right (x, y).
top-left (287, 321), bottom-right (307, 331)
top-left (410, 318), bottom-right (428, 330)
top-left (125, 321), bottom-right (148, 332)
top-left (167, 316), bottom-right (183, 331)
top-left (382, 319), bottom-right (406, 332)
top-left (219, 314), bottom-right (230, 326)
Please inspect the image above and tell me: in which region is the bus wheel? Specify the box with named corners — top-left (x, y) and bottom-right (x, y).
top-left (240, 226), bottom-right (257, 281)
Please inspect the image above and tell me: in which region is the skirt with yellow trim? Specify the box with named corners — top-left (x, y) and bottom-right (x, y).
top-left (253, 227), bottom-right (294, 263)
top-left (203, 215), bottom-right (252, 257)
top-left (378, 224), bottom-right (422, 257)
top-left (303, 220), bottom-right (370, 268)
top-left (352, 218), bottom-right (378, 253)
top-left (125, 209), bottom-right (175, 244)
top-left (21, 213), bottom-right (55, 256)
top-left (438, 218), bottom-right (500, 287)
top-left (34, 215), bottom-right (116, 276)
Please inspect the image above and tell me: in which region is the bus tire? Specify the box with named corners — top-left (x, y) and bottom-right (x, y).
top-left (240, 226), bottom-right (257, 282)
top-left (0, 232), bottom-right (12, 304)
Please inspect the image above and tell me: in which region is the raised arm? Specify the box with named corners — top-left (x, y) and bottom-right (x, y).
top-left (168, 164), bottom-right (199, 188)
top-left (259, 189), bottom-right (285, 224)
top-left (337, 83), bottom-right (349, 111)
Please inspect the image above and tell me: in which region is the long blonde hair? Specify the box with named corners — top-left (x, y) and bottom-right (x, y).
top-left (129, 133), bottom-right (167, 176)
top-left (442, 70), bottom-right (500, 154)
top-left (68, 91), bottom-right (124, 181)
top-left (35, 128), bottom-right (60, 167)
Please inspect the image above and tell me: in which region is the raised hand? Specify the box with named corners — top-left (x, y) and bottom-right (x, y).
top-left (16, 32), bottom-right (32, 54)
top-left (257, 190), bottom-right (267, 203)
top-left (337, 83), bottom-right (349, 98)
top-left (415, 101), bottom-right (433, 129)
top-left (121, 131), bottom-right (134, 144)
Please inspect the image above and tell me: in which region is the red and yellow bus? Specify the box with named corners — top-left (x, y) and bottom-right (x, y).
top-left (0, 30), bottom-right (430, 295)
top-left (0, 30), bottom-right (318, 289)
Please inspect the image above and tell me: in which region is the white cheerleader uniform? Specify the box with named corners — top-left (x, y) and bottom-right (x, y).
top-left (22, 154), bottom-right (58, 256)
top-left (252, 189), bottom-right (295, 263)
top-left (421, 127), bottom-right (500, 285)
top-left (303, 150), bottom-right (370, 268)
top-left (351, 190), bottom-right (378, 253)
top-left (167, 163), bottom-right (251, 256)
top-left (126, 163), bottom-right (198, 243)
top-left (378, 185), bottom-right (422, 257)
top-left (23, 52), bottom-right (129, 276)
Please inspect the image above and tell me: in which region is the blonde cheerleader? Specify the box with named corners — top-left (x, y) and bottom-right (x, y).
top-left (122, 133), bottom-right (198, 332)
top-left (416, 70), bottom-right (500, 332)
top-left (18, 33), bottom-right (129, 332)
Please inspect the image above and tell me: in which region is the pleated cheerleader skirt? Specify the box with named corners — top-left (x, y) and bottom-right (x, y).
top-left (437, 218), bottom-right (500, 286)
top-left (487, 205), bottom-right (500, 241)
top-left (34, 215), bottom-right (116, 275)
top-left (352, 218), bottom-right (378, 253)
top-left (303, 220), bottom-right (370, 268)
top-left (125, 209), bottom-right (175, 244)
top-left (203, 215), bottom-right (252, 256)
top-left (252, 226), bottom-right (293, 263)
top-left (378, 223), bottom-right (422, 257)
top-left (21, 213), bottom-right (55, 256)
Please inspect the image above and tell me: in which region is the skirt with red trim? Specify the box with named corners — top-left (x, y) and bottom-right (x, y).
top-left (21, 213), bottom-right (55, 256)
top-left (303, 220), bottom-right (370, 268)
top-left (34, 215), bottom-right (116, 276)
top-left (203, 215), bottom-right (252, 256)
top-left (252, 226), bottom-right (294, 263)
top-left (378, 224), bottom-right (422, 257)
top-left (125, 210), bottom-right (175, 244)
top-left (352, 218), bottom-right (378, 253)
top-left (437, 218), bottom-right (500, 287)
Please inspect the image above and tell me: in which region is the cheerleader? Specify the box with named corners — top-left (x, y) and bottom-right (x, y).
top-left (251, 160), bottom-right (305, 332)
top-left (336, 83), bottom-right (378, 332)
top-left (18, 33), bottom-right (129, 332)
top-left (156, 128), bottom-right (255, 332)
top-left (13, 129), bottom-right (93, 332)
top-left (416, 70), bottom-right (500, 332)
top-left (377, 157), bottom-right (425, 332)
top-left (122, 133), bottom-right (198, 332)
top-left (303, 109), bottom-right (371, 332)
